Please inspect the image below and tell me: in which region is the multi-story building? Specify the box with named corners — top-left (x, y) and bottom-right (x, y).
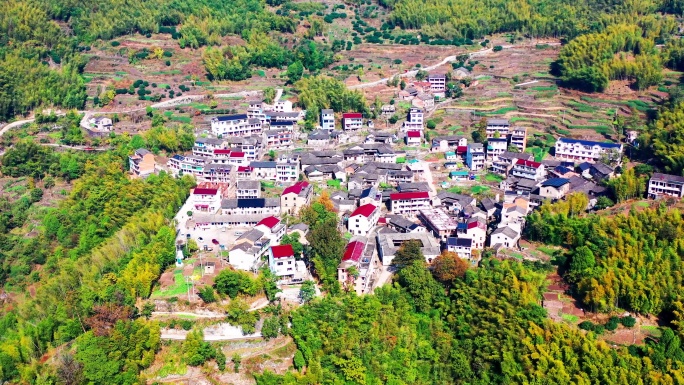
top-left (189, 187), bottom-right (222, 213)
top-left (491, 152), bottom-right (534, 176)
top-left (348, 204), bottom-right (380, 236)
top-left (167, 155), bottom-right (207, 177)
top-left (255, 216), bottom-right (286, 245)
top-left (460, 217), bottom-right (486, 249)
top-left (221, 198), bottom-right (281, 216)
top-left (511, 159), bottom-right (546, 181)
top-left (486, 119), bottom-right (510, 138)
top-left (247, 99), bottom-right (267, 125)
top-left (539, 178), bottom-right (571, 200)
top-left (263, 128), bottom-right (293, 149)
top-left (269, 244), bottom-right (297, 278)
top-left (276, 154), bottom-right (300, 183)
top-left (236, 180), bottom-right (261, 199)
top-left (268, 110), bottom-right (302, 124)
top-left (342, 113), bottom-right (363, 130)
top-left (390, 191), bottom-right (432, 217)
top-left (418, 208), bottom-right (459, 242)
top-left (337, 240), bottom-right (378, 295)
top-left (509, 126), bottom-right (527, 152)
top-left (200, 164), bottom-right (232, 184)
top-left (320, 109), bottom-right (335, 130)
top-left (211, 114), bottom-right (262, 137)
top-left (273, 100), bottom-right (293, 112)
top-left (229, 228), bottom-right (270, 271)
top-left (402, 108), bottom-right (424, 131)
top-left (490, 226), bottom-right (520, 249)
top-left (405, 130), bottom-right (422, 146)
top-left (129, 148), bottom-right (156, 177)
top-left (466, 143), bottom-right (485, 171)
top-left (250, 161), bottom-right (277, 180)
top-left (227, 136), bottom-right (262, 161)
top-left (431, 135), bottom-right (468, 152)
top-left (487, 138), bottom-right (508, 161)
top-left (446, 237), bottom-right (473, 260)
top-left (648, 173), bottom-right (684, 199)
top-left (554, 137), bottom-right (623, 163)
top-left (427, 73), bottom-right (446, 95)
top-left (281, 181), bottom-right (313, 215)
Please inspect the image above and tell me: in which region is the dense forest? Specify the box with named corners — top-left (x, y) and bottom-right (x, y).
top-left (526, 199), bottom-right (684, 321)
top-left (383, 0), bottom-right (678, 39)
top-left (256, 260), bottom-right (684, 384)
top-left (0, 145), bottom-right (193, 383)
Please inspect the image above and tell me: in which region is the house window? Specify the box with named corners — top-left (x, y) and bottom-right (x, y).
top-left (277, 262), bottom-right (283, 266)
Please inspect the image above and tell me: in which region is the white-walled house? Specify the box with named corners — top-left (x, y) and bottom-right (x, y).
top-left (347, 203), bottom-right (380, 236)
top-left (390, 191), bottom-right (432, 217)
top-left (490, 226), bottom-right (520, 249)
top-left (189, 187), bottom-right (222, 213)
top-left (269, 244), bottom-right (297, 278)
top-left (554, 137), bottom-right (623, 163)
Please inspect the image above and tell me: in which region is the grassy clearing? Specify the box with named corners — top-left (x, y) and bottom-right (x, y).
top-left (561, 314), bottom-right (579, 323)
top-left (171, 116), bottom-right (193, 123)
top-left (530, 86), bottom-right (558, 91)
top-left (151, 270), bottom-right (189, 298)
top-left (566, 100), bottom-right (598, 113)
top-left (526, 146), bottom-right (549, 162)
top-left (149, 69), bottom-right (182, 75)
top-left (641, 325), bottom-right (662, 337)
top-left (484, 173), bottom-right (503, 183)
top-left (537, 246), bottom-right (558, 257)
top-left (580, 96), bottom-right (652, 112)
top-left (473, 106), bottom-right (517, 116)
top-left (567, 124), bottom-right (611, 131)
top-left (151, 343), bottom-right (188, 377)
top-left (470, 185), bottom-right (490, 194)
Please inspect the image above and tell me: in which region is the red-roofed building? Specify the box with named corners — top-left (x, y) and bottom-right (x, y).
top-left (342, 113), bottom-right (363, 131)
top-left (269, 244), bottom-right (296, 277)
top-left (214, 149), bottom-right (232, 155)
top-left (406, 130), bottom-right (422, 146)
top-left (237, 166), bottom-right (253, 179)
top-left (512, 158), bottom-right (546, 181)
top-left (256, 216), bottom-right (286, 244)
top-left (257, 216), bottom-right (280, 229)
top-left (338, 240), bottom-right (378, 295)
top-left (281, 181), bottom-right (312, 215)
top-left (190, 187), bottom-right (222, 213)
top-left (390, 191), bottom-right (431, 217)
top-left (348, 204), bottom-right (380, 236)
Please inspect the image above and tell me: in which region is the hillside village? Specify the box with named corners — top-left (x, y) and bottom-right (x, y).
top-left (126, 74), bottom-right (684, 306)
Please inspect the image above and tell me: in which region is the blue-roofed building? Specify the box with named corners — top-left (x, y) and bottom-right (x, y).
top-left (555, 137), bottom-right (623, 164)
top-left (446, 237), bottom-right (474, 260)
top-left (540, 178), bottom-right (571, 200)
top-left (450, 170), bottom-right (469, 181)
top-left (211, 114), bottom-right (262, 137)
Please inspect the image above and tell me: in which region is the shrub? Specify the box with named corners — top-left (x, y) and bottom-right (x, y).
top-left (426, 119), bottom-right (437, 129)
top-left (198, 286), bottom-right (217, 303)
top-left (493, 45), bottom-right (503, 52)
top-left (593, 325), bottom-right (605, 335)
top-left (111, 41), bottom-right (120, 47)
top-left (163, 50), bottom-right (173, 57)
top-left (393, 59), bottom-right (402, 65)
top-left (165, 60), bottom-right (171, 66)
top-left (578, 321), bottom-right (595, 331)
top-left (605, 316), bottom-right (619, 331)
top-left (620, 316), bottom-right (637, 328)
top-left (180, 320), bottom-right (193, 330)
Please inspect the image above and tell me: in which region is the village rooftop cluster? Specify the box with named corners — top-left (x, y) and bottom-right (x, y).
top-left (126, 80), bottom-right (684, 296)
